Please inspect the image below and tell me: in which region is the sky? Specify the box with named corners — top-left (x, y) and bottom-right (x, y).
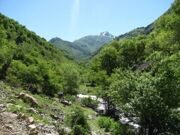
top-left (0, 0), bottom-right (174, 41)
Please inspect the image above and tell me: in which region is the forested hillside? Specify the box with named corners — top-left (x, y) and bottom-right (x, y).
top-left (0, 13), bottom-right (80, 97)
top-left (0, 0), bottom-right (179, 135)
top-left (86, 0), bottom-right (180, 134)
top-left (49, 37), bottom-right (89, 60)
top-left (116, 23), bottom-right (153, 40)
top-left (50, 32), bottom-right (114, 60)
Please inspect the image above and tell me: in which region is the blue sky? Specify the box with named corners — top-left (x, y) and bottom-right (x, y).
top-left (0, 0), bottom-right (174, 41)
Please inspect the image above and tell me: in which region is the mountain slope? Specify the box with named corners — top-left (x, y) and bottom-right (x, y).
top-left (74, 32), bottom-right (114, 54)
top-left (49, 37), bottom-right (88, 60)
top-left (50, 32), bottom-right (114, 60)
top-left (0, 13), bottom-right (78, 96)
top-left (116, 23), bottom-right (154, 40)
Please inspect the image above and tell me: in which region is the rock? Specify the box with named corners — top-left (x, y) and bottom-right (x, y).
top-left (29, 130), bottom-right (38, 135)
top-left (17, 113), bottom-right (26, 120)
top-left (40, 113), bottom-right (45, 117)
top-left (63, 127), bottom-right (71, 134)
top-left (60, 100), bottom-right (72, 106)
top-left (17, 113), bottom-right (22, 119)
top-left (51, 114), bottom-right (57, 119)
top-left (18, 92), bottom-right (39, 107)
top-left (0, 104), bottom-right (6, 112)
top-left (28, 108), bottom-right (38, 113)
top-left (27, 117), bottom-right (34, 124)
top-left (5, 124), bottom-right (13, 130)
top-left (0, 104), bottom-right (6, 108)
top-left (9, 113), bottom-right (18, 118)
top-left (28, 124), bottom-right (37, 131)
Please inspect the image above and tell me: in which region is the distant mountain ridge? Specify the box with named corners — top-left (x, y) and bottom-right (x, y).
top-left (116, 23), bottom-right (154, 40)
top-left (50, 25), bottom-right (155, 61)
top-left (49, 32), bottom-right (114, 60)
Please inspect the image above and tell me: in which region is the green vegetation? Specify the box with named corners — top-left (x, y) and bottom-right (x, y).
top-left (0, 0), bottom-right (179, 134)
top-left (98, 117), bottom-right (121, 134)
top-left (0, 13), bottom-right (80, 97)
top-left (50, 32), bottom-right (114, 61)
top-left (88, 1), bottom-right (180, 134)
top-left (49, 37), bottom-right (88, 60)
top-left (116, 23), bottom-right (153, 40)
top-left (97, 116), bottom-right (133, 135)
top-left (66, 106), bottom-right (90, 135)
top-left (0, 81), bottom-right (106, 134)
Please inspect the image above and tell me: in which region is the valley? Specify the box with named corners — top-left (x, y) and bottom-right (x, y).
top-left (0, 0), bottom-right (180, 135)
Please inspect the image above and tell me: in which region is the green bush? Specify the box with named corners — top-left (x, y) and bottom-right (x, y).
top-left (98, 116), bottom-right (123, 135)
top-left (66, 106), bottom-right (90, 134)
top-left (110, 121), bottom-right (122, 135)
top-left (72, 125), bottom-right (87, 135)
top-left (98, 117), bottom-right (112, 132)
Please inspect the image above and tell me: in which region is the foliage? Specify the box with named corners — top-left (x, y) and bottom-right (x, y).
top-left (0, 13), bottom-right (80, 97)
top-left (0, 1), bottom-right (180, 134)
top-left (89, 1), bottom-right (180, 134)
top-left (72, 125), bottom-right (88, 135)
top-left (98, 116), bottom-right (123, 135)
top-left (61, 64), bottom-right (79, 95)
top-left (66, 106), bottom-right (90, 134)
top-left (50, 32), bottom-right (114, 61)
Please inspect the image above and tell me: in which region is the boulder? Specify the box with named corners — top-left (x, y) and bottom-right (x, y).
top-left (28, 124), bottom-right (37, 131)
top-left (28, 108), bottom-right (38, 114)
top-left (27, 117), bottom-right (34, 124)
top-left (18, 92), bottom-right (39, 107)
top-left (60, 100), bottom-right (72, 106)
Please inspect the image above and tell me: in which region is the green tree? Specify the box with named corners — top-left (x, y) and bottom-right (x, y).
top-left (99, 46), bottom-right (118, 75)
top-left (62, 64), bottom-right (79, 95)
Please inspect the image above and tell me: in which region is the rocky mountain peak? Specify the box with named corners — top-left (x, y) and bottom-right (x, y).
top-left (99, 31), bottom-right (114, 38)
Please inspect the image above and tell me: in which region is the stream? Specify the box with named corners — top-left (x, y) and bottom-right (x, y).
top-left (77, 94), bottom-right (140, 130)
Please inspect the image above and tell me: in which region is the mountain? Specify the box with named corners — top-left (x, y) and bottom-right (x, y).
top-left (49, 37), bottom-right (88, 60)
top-left (74, 31), bottom-right (114, 54)
top-left (0, 13), bottom-right (78, 96)
top-left (50, 32), bottom-right (114, 60)
top-left (0, 0), bottom-right (179, 134)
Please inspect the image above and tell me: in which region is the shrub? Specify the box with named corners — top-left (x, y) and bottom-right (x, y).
top-left (72, 125), bottom-right (87, 135)
top-left (66, 106), bottom-right (90, 134)
top-left (98, 117), bottom-right (112, 132)
top-left (98, 116), bottom-right (124, 135)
